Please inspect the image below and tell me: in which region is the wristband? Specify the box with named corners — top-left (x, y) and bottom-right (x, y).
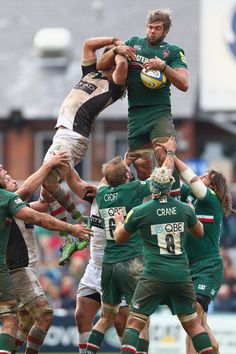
top-left (167, 150), bottom-right (175, 156)
top-left (161, 62), bottom-right (167, 72)
top-left (112, 37), bottom-right (119, 46)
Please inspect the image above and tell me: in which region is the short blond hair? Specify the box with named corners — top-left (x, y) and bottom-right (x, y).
top-left (147, 9), bottom-right (172, 33)
top-left (102, 156), bottom-right (128, 187)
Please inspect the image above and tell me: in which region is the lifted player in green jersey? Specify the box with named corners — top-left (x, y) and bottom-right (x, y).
top-left (114, 147), bottom-right (215, 354)
top-left (160, 137), bottom-right (236, 354)
top-left (97, 9), bottom-right (189, 180)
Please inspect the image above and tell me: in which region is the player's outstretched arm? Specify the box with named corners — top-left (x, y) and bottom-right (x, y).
top-left (16, 152), bottom-right (69, 201)
top-left (189, 220), bottom-right (204, 239)
top-left (112, 54), bottom-right (128, 85)
top-left (82, 37), bottom-right (123, 63)
top-left (15, 207), bottom-right (93, 240)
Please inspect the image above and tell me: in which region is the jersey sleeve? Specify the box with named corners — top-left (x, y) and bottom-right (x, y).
top-left (186, 205), bottom-right (198, 228)
top-left (198, 188), bottom-right (219, 209)
top-left (8, 194), bottom-right (27, 217)
top-left (124, 208), bottom-right (137, 234)
top-left (180, 183), bottom-right (191, 202)
top-left (168, 45), bottom-right (188, 69)
top-left (138, 179), bottom-right (151, 198)
top-left (124, 37), bottom-right (133, 46)
top-left (81, 62), bottom-right (97, 77)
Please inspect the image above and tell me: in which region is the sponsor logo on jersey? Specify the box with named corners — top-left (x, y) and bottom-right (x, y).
top-left (198, 284), bottom-right (206, 290)
top-left (179, 51), bottom-right (187, 64)
top-left (14, 198), bottom-right (23, 204)
top-left (134, 45), bottom-right (142, 50)
top-left (75, 80), bottom-right (97, 94)
top-left (162, 50), bottom-right (170, 58)
top-left (187, 196), bottom-right (195, 204)
top-left (132, 302), bottom-right (140, 309)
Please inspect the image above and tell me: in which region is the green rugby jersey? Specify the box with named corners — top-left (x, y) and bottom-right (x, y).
top-left (96, 179), bottom-right (150, 263)
top-left (125, 37), bottom-right (187, 109)
top-left (181, 184), bottom-right (223, 263)
top-left (124, 196), bottom-right (198, 282)
top-left (0, 189), bottom-right (26, 265)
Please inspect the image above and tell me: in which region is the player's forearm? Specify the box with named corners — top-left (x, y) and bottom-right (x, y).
top-left (96, 47), bottom-right (115, 70)
top-left (16, 163), bottom-right (55, 200)
top-left (66, 169), bottom-right (87, 198)
top-left (175, 156), bottom-right (207, 199)
top-left (114, 224), bottom-right (131, 244)
top-left (25, 211), bottom-right (71, 233)
top-left (30, 200), bottom-right (48, 212)
top-left (25, 211), bottom-right (90, 240)
top-left (164, 67), bottom-right (189, 91)
top-left (85, 37), bottom-right (120, 51)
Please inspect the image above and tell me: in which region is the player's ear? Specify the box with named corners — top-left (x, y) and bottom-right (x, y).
top-left (125, 170), bottom-right (131, 181)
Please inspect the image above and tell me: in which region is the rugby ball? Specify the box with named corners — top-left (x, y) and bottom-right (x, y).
top-left (140, 68), bottom-right (166, 89)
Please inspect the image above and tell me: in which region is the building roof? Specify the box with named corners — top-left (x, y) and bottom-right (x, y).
top-left (0, 0), bottom-right (199, 120)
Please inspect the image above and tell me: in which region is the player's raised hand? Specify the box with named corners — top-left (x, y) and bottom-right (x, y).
top-left (47, 151), bottom-right (69, 168)
top-left (71, 223), bottom-right (93, 240)
top-left (157, 136), bottom-right (177, 153)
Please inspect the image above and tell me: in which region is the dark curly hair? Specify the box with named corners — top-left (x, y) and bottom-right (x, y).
top-left (208, 169), bottom-right (236, 216)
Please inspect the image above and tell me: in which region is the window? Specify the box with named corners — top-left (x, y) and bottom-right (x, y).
top-left (106, 131), bottom-right (128, 160)
top-left (34, 130), bottom-right (83, 176)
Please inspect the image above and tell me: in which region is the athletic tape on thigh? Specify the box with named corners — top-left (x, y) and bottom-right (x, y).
top-left (178, 312), bottom-right (197, 323)
top-left (129, 311), bottom-right (149, 324)
top-left (102, 303), bottom-right (119, 315)
top-left (46, 167), bottom-right (63, 184)
top-left (0, 303), bottom-right (18, 316)
top-left (26, 297), bottom-right (53, 319)
top-left (127, 149), bottom-right (153, 160)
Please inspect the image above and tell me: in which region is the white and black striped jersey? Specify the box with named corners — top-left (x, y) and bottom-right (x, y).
top-left (56, 63), bottom-right (125, 138)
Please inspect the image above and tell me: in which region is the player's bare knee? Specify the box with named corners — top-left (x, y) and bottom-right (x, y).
top-left (75, 310), bottom-right (92, 332)
top-left (152, 138), bottom-right (169, 166)
top-left (101, 303), bottom-right (118, 327)
top-left (128, 312), bottom-right (149, 332)
top-left (133, 159), bottom-right (152, 180)
top-left (18, 310), bottom-right (34, 334)
top-left (43, 168), bottom-right (62, 189)
top-left (28, 298), bottom-right (53, 330)
top-left (0, 313), bottom-right (19, 337)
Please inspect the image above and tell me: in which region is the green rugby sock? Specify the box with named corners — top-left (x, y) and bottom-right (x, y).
top-left (192, 332), bottom-right (214, 354)
top-left (136, 337), bottom-right (149, 354)
top-left (121, 327), bottom-right (139, 354)
top-left (0, 333), bottom-right (16, 353)
top-left (86, 329), bottom-right (104, 354)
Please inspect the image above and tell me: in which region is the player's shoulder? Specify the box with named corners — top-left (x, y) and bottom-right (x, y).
top-left (165, 41), bottom-right (185, 51)
top-left (0, 188), bottom-right (14, 199)
top-left (125, 36), bottom-right (146, 45)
